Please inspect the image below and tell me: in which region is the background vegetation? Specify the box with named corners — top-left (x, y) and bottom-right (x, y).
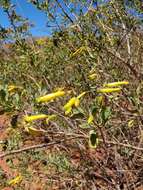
top-left (0, 0), bottom-right (143, 189)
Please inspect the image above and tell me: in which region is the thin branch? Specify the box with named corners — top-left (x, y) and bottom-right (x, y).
top-left (1, 136), bottom-right (143, 159)
top-left (105, 47), bottom-right (139, 79)
top-left (55, 0), bottom-right (74, 24)
top-left (4, 9), bottom-right (17, 35)
top-left (83, 0), bottom-right (94, 16)
top-left (48, 106), bottom-right (75, 128)
top-left (112, 3), bottom-right (132, 64)
top-left (0, 136), bottom-right (84, 159)
top-left (104, 140), bottom-right (143, 151)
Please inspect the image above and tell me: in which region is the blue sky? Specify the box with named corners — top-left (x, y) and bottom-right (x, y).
top-left (0, 0), bottom-right (92, 36)
top-left (0, 0), bottom-right (83, 36)
top-left (0, 0), bottom-right (142, 37)
top-left (0, 0), bottom-right (50, 36)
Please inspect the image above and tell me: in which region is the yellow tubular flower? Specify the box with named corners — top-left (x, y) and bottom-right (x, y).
top-left (8, 175), bottom-right (23, 186)
top-left (104, 81), bottom-right (129, 87)
top-left (77, 91), bottom-right (86, 99)
top-left (63, 97), bottom-right (76, 110)
top-left (75, 92), bottom-right (86, 107)
top-left (8, 85), bottom-right (22, 92)
top-left (74, 98), bottom-right (80, 107)
top-left (70, 46), bottom-right (85, 57)
top-left (97, 87), bottom-right (121, 93)
top-left (128, 120), bottom-right (134, 128)
top-left (64, 92), bottom-right (86, 115)
top-left (87, 113), bottom-right (94, 124)
top-left (36, 90), bottom-right (65, 103)
top-left (65, 107), bottom-right (72, 115)
top-left (24, 114), bottom-right (48, 122)
top-left (88, 73), bottom-right (97, 80)
top-left (96, 95), bottom-right (104, 106)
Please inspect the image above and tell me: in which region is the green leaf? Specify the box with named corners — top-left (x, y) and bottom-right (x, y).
top-left (70, 107), bottom-right (85, 119)
top-left (91, 106), bottom-right (98, 116)
top-left (79, 123), bottom-right (90, 129)
top-left (89, 130), bottom-right (99, 149)
top-left (0, 89), bottom-right (6, 101)
top-left (101, 106), bottom-right (111, 124)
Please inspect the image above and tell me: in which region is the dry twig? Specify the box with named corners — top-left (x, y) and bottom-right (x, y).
top-left (0, 135), bottom-right (143, 159)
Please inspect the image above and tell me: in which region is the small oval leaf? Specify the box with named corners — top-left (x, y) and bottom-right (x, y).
top-left (89, 130), bottom-right (99, 149)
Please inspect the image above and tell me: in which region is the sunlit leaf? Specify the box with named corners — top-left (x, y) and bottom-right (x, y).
top-left (25, 126), bottom-right (47, 136)
top-left (8, 85), bottom-right (23, 93)
top-left (70, 108), bottom-right (84, 119)
top-left (101, 106), bottom-right (111, 123)
top-left (87, 113), bottom-right (94, 124)
top-left (79, 123), bottom-right (90, 129)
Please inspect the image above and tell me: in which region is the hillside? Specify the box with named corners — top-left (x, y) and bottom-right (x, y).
top-left (0, 0), bottom-right (143, 189)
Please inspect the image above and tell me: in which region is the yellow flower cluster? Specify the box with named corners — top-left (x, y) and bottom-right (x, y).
top-left (24, 89), bottom-right (68, 136)
top-left (22, 81), bottom-right (129, 148)
top-left (97, 81), bottom-right (129, 94)
top-left (63, 92), bottom-right (86, 115)
top-left (24, 114), bottom-right (57, 136)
